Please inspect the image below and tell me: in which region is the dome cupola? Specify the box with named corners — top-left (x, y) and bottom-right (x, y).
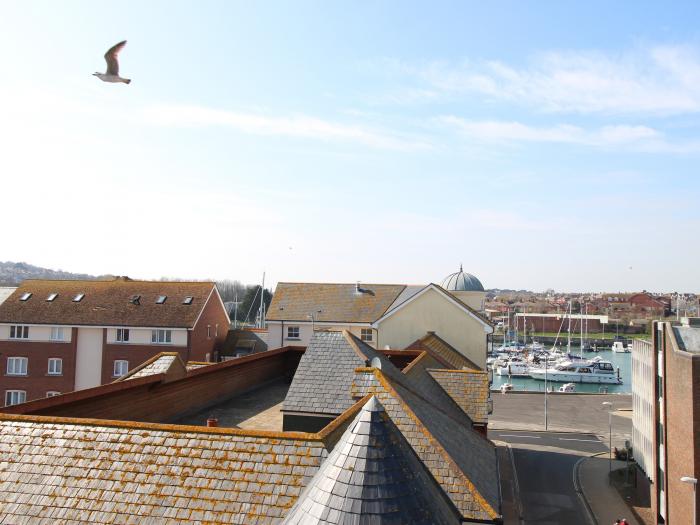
top-left (441, 264), bottom-right (484, 292)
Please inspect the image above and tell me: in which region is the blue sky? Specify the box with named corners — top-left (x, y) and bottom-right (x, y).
top-left (1, 1), bottom-right (699, 291)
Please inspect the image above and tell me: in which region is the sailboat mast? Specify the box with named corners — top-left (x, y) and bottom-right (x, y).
top-left (579, 301), bottom-right (583, 358)
top-left (567, 300), bottom-right (572, 354)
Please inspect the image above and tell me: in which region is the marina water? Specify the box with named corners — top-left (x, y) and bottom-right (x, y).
top-left (490, 346), bottom-right (632, 394)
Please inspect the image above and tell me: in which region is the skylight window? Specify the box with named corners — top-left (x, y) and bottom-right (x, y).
top-left (73, 293), bottom-right (85, 302)
top-left (19, 292), bottom-right (32, 301)
top-left (156, 295), bottom-right (167, 304)
top-left (46, 293), bottom-right (58, 302)
top-left (183, 296), bottom-right (193, 305)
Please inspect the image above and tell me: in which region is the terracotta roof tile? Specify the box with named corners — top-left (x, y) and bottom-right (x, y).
top-left (0, 277), bottom-right (216, 328)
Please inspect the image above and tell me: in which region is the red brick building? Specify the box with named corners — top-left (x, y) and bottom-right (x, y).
top-left (0, 277), bottom-right (229, 405)
top-left (633, 319), bottom-right (700, 524)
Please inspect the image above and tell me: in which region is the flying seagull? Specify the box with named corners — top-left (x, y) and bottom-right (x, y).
top-left (93, 40), bottom-right (131, 84)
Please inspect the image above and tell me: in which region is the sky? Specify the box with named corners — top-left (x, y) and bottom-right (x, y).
top-left (1, 1), bottom-right (699, 292)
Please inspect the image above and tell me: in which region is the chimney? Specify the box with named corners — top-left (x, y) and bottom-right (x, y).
top-left (206, 417), bottom-right (219, 427)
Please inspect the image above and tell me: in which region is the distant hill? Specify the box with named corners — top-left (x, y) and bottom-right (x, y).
top-left (0, 261), bottom-right (106, 286)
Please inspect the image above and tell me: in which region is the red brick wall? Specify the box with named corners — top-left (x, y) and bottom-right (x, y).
top-left (16, 348), bottom-right (303, 424)
top-left (663, 327), bottom-right (700, 525)
top-left (189, 288), bottom-right (229, 362)
top-left (514, 316), bottom-right (605, 333)
top-left (0, 328), bottom-right (78, 403)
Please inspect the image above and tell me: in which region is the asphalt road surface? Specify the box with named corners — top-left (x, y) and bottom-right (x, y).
top-left (490, 430), bottom-right (606, 525)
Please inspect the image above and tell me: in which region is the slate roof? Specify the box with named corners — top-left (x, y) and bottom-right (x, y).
top-left (350, 369), bottom-right (500, 522)
top-left (118, 352), bottom-right (185, 381)
top-left (282, 397), bottom-right (459, 525)
top-left (0, 277), bottom-right (217, 328)
top-left (283, 331), bottom-right (400, 416)
top-left (0, 415), bottom-right (329, 524)
top-left (407, 332), bottom-right (480, 370)
top-left (429, 369), bottom-right (490, 425)
top-left (267, 283), bottom-right (406, 323)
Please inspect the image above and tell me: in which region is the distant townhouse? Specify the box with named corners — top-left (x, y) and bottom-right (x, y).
top-left (0, 276), bottom-right (229, 405)
top-left (632, 318), bottom-right (700, 525)
top-left (266, 267), bottom-right (493, 369)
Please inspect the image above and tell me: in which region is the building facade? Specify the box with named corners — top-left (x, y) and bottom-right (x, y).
top-left (0, 277), bottom-right (229, 405)
top-left (267, 276), bottom-right (493, 369)
top-left (632, 318), bottom-right (700, 524)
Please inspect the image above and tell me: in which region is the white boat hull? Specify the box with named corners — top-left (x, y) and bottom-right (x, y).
top-left (529, 370), bottom-right (621, 384)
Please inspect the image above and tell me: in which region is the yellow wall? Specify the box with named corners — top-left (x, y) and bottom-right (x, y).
top-left (376, 287), bottom-right (489, 368)
top-left (449, 290), bottom-right (486, 311)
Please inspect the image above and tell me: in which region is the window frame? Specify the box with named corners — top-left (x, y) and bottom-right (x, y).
top-left (287, 326), bottom-right (300, 340)
top-left (9, 325), bottom-right (29, 340)
top-left (7, 357), bottom-right (28, 376)
top-left (50, 327), bottom-right (65, 341)
top-left (360, 328), bottom-right (374, 342)
top-left (113, 360), bottom-right (129, 377)
top-left (5, 390), bottom-right (26, 406)
top-left (116, 328), bottom-right (130, 343)
top-left (47, 358), bottom-right (63, 376)
top-left (151, 329), bottom-right (172, 344)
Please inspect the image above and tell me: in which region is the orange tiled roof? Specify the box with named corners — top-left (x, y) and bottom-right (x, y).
top-left (0, 277), bottom-right (216, 328)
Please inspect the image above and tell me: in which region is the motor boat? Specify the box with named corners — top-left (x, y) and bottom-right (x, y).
top-left (494, 356), bottom-right (530, 377)
top-left (500, 383), bottom-right (514, 393)
top-left (559, 383), bottom-right (576, 393)
top-left (612, 341), bottom-right (631, 353)
top-left (529, 360), bottom-right (622, 384)
top-left (527, 340), bottom-right (545, 352)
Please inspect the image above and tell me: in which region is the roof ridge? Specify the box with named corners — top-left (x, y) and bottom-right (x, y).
top-left (361, 368), bottom-right (499, 520)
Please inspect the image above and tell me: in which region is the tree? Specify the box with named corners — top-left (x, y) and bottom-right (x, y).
top-left (236, 285), bottom-right (273, 323)
top-left (216, 279), bottom-right (247, 303)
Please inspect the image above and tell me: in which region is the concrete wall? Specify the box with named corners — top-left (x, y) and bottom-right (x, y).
top-left (449, 290), bottom-right (486, 312)
top-left (376, 287), bottom-right (489, 369)
top-left (632, 338), bottom-right (654, 481)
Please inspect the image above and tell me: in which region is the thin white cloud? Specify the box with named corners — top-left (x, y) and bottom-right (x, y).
top-left (398, 45), bottom-right (700, 115)
top-left (438, 116), bottom-right (700, 153)
top-left (142, 104), bottom-right (432, 151)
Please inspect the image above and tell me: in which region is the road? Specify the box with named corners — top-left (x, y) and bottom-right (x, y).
top-left (491, 430), bottom-right (607, 525)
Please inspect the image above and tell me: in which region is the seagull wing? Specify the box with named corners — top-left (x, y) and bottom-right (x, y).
top-left (104, 40), bottom-right (127, 76)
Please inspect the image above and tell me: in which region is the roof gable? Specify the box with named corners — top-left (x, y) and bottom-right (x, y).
top-left (373, 284), bottom-right (493, 332)
top-left (267, 282), bottom-right (406, 323)
top-left (0, 278), bottom-right (216, 328)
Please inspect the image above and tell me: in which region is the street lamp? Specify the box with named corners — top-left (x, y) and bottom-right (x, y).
top-left (681, 476), bottom-right (697, 525)
top-left (602, 401), bottom-right (613, 483)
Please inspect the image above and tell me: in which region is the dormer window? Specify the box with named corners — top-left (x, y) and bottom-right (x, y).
top-left (19, 293), bottom-right (32, 301)
top-left (156, 295), bottom-right (167, 304)
top-left (130, 295), bottom-right (141, 305)
top-left (73, 293), bottom-right (85, 302)
top-left (47, 293), bottom-right (58, 302)
top-left (183, 296), bottom-right (193, 305)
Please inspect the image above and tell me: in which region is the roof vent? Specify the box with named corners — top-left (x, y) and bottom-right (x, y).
top-left (370, 356), bottom-right (382, 369)
top-left (130, 295), bottom-right (141, 305)
top-left (19, 292), bottom-right (32, 301)
top-left (355, 282), bottom-right (375, 296)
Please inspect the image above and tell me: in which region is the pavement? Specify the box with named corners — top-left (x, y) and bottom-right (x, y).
top-left (578, 455), bottom-right (641, 525)
top-left (492, 429), bottom-right (638, 525)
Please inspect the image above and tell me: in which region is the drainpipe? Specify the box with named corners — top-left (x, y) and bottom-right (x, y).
top-left (281, 320), bottom-right (284, 348)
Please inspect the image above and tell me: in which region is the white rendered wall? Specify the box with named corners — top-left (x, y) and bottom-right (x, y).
top-left (105, 327), bottom-right (187, 346)
top-left (0, 324), bottom-right (72, 342)
top-left (74, 328), bottom-right (104, 390)
top-left (632, 338), bottom-right (654, 480)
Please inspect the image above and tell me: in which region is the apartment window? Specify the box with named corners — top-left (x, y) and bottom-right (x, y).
top-left (48, 358), bottom-right (63, 376)
top-left (113, 360), bottom-right (129, 377)
top-left (46, 391), bottom-right (60, 398)
top-left (156, 295), bottom-right (167, 304)
top-left (287, 326), bottom-right (300, 340)
top-left (183, 296), bottom-right (194, 305)
top-left (7, 357), bottom-right (28, 376)
top-left (151, 329), bottom-right (172, 344)
top-left (50, 327), bottom-right (65, 341)
top-left (73, 293), bottom-right (85, 302)
top-left (9, 325), bottom-right (29, 339)
top-left (5, 390), bottom-right (26, 406)
top-left (19, 292), bottom-right (32, 301)
top-left (46, 293), bottom-right (58, 302)
top-left (360, 328), bottom-right (373, 342)
top-left (116, 328), bottom-right (130, 343)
